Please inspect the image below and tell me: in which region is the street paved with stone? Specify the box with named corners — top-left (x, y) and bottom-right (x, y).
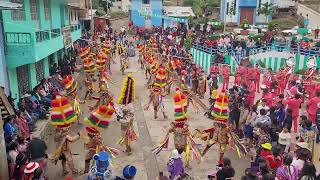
top-left (43, 50), bottom-right (320, 179)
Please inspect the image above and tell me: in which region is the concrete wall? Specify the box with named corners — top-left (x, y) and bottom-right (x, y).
top-left (297, 3), bottom-right (320, 29)
top-left (2, 0), bottom-right (81, 99)
top-left (131, 0), bottom-right (163, 27)
top-left (0, 22), bottom-right (9, 95)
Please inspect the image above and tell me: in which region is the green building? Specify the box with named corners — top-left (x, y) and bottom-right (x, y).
top-left (2, 0), bottom-right (82, 100)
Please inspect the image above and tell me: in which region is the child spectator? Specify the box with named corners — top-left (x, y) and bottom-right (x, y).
top-left (276, 154), bottom-right (298, 180)
top-left (278, 124), bottom-right (292, 153)
top-left (216, 158), bottom-right (235, 180)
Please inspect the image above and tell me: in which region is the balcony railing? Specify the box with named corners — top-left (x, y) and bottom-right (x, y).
top-left (5, 32), bottom-right (32, 44)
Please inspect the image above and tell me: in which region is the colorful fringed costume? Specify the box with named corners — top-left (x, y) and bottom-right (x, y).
top-left (95, 54), bottom-right (106, 71)
top-left (201, 91), bottom-right (247, 164)
top-left (50, 96), bottom-right (80, 175)
top-left (84, 104), bottom-right (119, 173)
top-left (211, 91), bottom-right (229, 124)
top-left (63, 75), bottom-right (78, 96)
top-left (152, 88), bottom-right (202, 167)
top-left (83, 57), bottom-right (96, 74)
top-left (153, 66), bottom-right (167, 88)
top-left (117, 109), bottom-right (137, 155)
top-left (63, 75), bottom-right (82, 119)
top-left (118, 73), bottom-right (135, 106)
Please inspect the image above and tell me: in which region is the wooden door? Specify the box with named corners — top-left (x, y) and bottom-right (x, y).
top-left (240, 8), bottom-right (254, 25)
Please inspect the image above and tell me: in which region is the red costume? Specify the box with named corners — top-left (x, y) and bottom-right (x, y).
top-left (240, 66), bottom-right (248, 86)
top-left (285, 97), bottom-right (303, 133)
top-left (222, 65), bottom-right (231, 90)
top-left (262, 70), bottom-right (273, 89)
top-left (254, 66), bottom-right (261, 92)
top-left (247, 81), bottom-right (256, 106)
top-left (303, 68), bottom-right (317, 98)
top-left (210, 64), bottom-right (220, 77)
top-left (234, 66), bottom-right (241, 86)
top-left (306, 96), bottom-right (320, 124)
top-left (262, 91), bottom-right (274, 108)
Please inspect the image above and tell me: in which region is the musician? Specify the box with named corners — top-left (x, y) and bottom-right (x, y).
top-left (306, 91), bottom-right (320, 124)
top-left (303, 57), bottom-right (318, 98)
top-left (254, 64), bottom-right (261, 93)
top-left (234, 66), bottom-right (241, 86)
top-left (247, 79), bottom-right (256, 106)
top-left (262, 68), bottom-right (274, 89)
top-left (285, 94), bottom-right (303, 133)
top-left (222, 65), bottom-right (231, 90)
top-left (240, 66), bottom-right (248, 86)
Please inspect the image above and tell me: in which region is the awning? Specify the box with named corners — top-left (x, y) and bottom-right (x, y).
top-left (0, 1), bottom-right (22, 10)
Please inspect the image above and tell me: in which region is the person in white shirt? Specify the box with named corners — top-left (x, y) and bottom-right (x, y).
top-left (278, 125), bottom-right (292, 153)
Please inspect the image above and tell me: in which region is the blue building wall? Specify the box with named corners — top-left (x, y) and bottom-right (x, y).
top-left (131, 0), bottom-right (163, 27)
top-left (239, 0), bottom-right (257, 7)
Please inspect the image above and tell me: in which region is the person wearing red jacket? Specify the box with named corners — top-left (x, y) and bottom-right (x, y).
top-left (306, 91), bottom-right (320, 124)
top-left (247, 79), bottom-right (256, 106)
top-left (285, 94), bottom-right (303, 133)
top-left (234, 66), bottom-right (241, 86)
top-left (240, 66), bottom-right (248, 86)
top-left (222, 65), bottom-right (231, 90)
top-left (262, 68), bottom-right (273, 90)
top-left (254, 64), bottom-right (261, 92)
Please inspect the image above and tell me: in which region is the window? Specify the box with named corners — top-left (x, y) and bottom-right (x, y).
top-left (10, 0), bottom-right (24, 20)
top-left (30, 0), bottom-right (39, 20)
top-left (44, 0), bottom-right (50, 20)
top-left (226, 2), bottom-right (229, 15)
top-left (65, 7), bottom-right (69, 20)
top-left (143, 0), bottom-right (150, 4)
top-left (51, 28), bottom-right (61, 38)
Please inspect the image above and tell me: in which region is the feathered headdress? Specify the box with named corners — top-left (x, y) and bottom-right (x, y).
top-left (83, 57), bottom-right (96, 73)
top-left (153, 66), bottom-right (167, 88)
top-left (84, 103), bottom-right (115, 131)
top-left (173, 87), bottom-right (188, 124)
top-left (96, 54), bottom-right (106, 70)
top-left (63, 75), bottom-right (78, 95)
top-left (50, 96), bottom-right (78, 128)
top-left (211, 91), bottom-right (229, 124)
top-left (80, 47), bottom-right (90, 59)
top-left (118, 73), bottom-right (135, 105)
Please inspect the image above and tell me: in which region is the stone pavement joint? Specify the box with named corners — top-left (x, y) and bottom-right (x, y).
top-left (133, 98), bottom-right (160, 180)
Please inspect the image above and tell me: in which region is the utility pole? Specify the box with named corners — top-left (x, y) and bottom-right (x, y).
top-left (90, 0), bottom-right (94, 40)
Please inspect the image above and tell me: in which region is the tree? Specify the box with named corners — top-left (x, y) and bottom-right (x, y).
top-left (183, 0), bottom-right (220, 17)
top-left (258, 2), bottom-right (275, 23)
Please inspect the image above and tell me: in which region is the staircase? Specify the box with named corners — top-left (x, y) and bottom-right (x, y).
top-left (0, 88), bottom-right (15, 120)
top-left (0, 88), bottom-right (12, 179)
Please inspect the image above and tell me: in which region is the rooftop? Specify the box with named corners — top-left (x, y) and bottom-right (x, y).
top-left (163, 6), bottom-right (195, 17)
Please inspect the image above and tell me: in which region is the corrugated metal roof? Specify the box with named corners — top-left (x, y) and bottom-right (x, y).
top-left (163, 6), bottom-right (195, 17)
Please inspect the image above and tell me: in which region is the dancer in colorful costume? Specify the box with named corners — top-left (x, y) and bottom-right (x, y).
top-left (152, 87), bottom-right (202, 167)
top-left (51, 96), bottom-right (80, 175)
top-left (117, 108), bottom-right (137, 155)
top-left (83, 56), bottom-right (96, 74)
top-left (202, 91), bottom-right (247, 164)
top-left (63, 75), bottom-right (83, 118)
top-left (84, 103), bottom-right (117, 173)
top-left (117, 73), bottom-right (137, 154)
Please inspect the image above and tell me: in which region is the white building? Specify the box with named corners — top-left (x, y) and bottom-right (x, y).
top-left (221, 0), bottom-right (296, 25)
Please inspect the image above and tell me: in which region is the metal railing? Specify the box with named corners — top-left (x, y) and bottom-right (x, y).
top-left (5, 32), bottom-right (32, 44)
top-left (192, 43), bottom-right (320, 58)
